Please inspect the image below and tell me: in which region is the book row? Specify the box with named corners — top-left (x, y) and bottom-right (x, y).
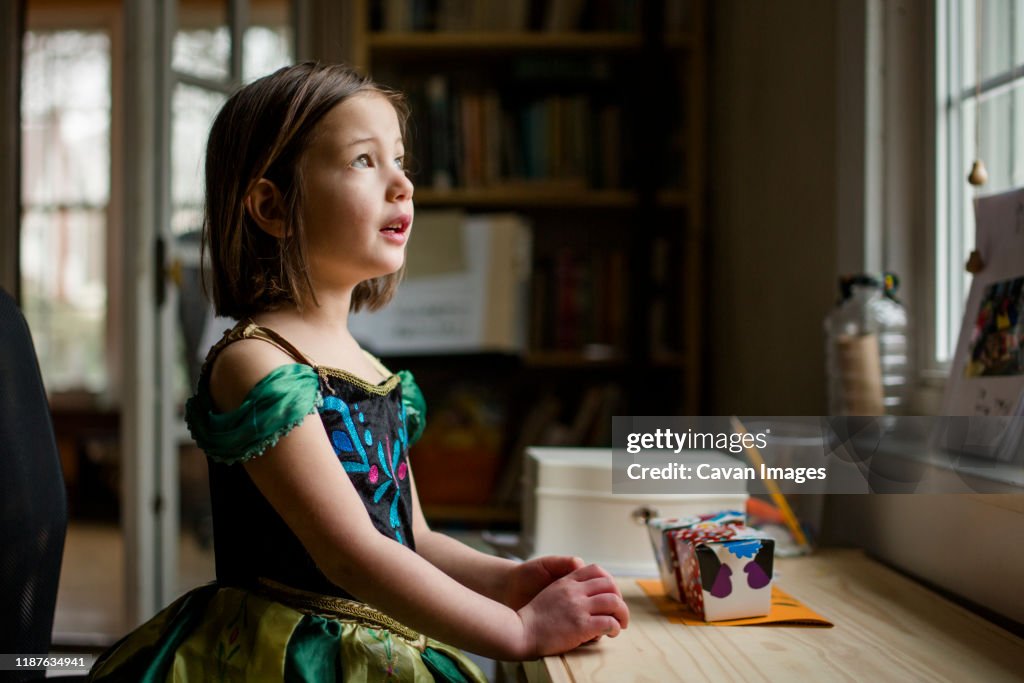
top-left (373, 0), bottom-right (647, 33)
top-left (406, 77), bottom-right (627, 191)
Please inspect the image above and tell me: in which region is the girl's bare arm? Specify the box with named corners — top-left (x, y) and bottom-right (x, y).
top-left (408, 472), bottom-right (620, 611)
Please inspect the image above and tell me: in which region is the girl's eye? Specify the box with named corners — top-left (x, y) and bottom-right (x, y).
top-left (393, 156), bottom-right (405, 170)
top-left (351, 153), bottom-right (371, 169)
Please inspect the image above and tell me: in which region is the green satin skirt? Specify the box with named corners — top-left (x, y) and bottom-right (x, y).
top-left (87, 580), bottom-right (488, 682)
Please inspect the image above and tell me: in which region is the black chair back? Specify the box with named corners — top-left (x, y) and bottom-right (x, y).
top-left (0, 288), bottom-right (67, 681)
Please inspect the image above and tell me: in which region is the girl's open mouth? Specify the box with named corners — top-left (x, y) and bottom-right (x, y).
top-left (381, 214), bottom-right (411, 243)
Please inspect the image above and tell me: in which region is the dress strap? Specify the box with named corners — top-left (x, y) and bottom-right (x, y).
top-left (361, 350), bottom-right (392, 378)
top-left (199, 319), bottom-right (317, 379)
top-left (242, 321), bottom-right (318, 367)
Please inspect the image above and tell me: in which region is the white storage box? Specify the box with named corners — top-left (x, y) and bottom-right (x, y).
top-left (521, 447), bottom-right (749, 576)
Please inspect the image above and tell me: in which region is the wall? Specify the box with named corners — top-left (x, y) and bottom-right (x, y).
top-left (1, 1), bottom-right (23, 298)
top-left (707, 0), bottom-right (839, 415)
top-left (822, 494), bottom-right (1024, 624)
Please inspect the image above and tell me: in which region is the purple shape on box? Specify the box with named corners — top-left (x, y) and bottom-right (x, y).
top-left (710, 564), bottom-right (733, 598)
top-left (744, 560), bottom-right (771, 589)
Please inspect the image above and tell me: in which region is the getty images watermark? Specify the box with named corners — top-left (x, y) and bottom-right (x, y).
top-left (611, 416), bottom-right (1024, 495)
top-left (625, 425), bottom-right (826, 484)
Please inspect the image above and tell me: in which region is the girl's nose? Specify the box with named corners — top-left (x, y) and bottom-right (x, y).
top-left (388, 167), bottom-right (414, 202)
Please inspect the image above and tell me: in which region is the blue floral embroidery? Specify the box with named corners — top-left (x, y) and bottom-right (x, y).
top-left (324, 397), bottom-right (369, 474)
top-left (398, 401), bottom-right (408, 446)
top-left (333, 430), bottom-right (354, 454)
top-left (322, 395), bottom-right (409, 545)
top-left (377, 441), bottom-right (391, 478)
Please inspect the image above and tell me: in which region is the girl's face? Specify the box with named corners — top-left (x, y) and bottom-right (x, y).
top-left (300, 92), bottom-right (414, 290)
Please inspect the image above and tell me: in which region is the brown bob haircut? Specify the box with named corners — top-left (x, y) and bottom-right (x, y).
top-left (203, 61), bottom-right (410, 319)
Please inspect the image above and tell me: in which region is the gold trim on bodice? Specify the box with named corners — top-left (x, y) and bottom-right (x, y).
top-left (314, 364), bottom-right (401, 396)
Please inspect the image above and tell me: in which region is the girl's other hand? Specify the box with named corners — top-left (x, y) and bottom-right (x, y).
top-left (516, 563), bottom-right (630, 658)
top-left (503, 555), bottom-right (586, 610)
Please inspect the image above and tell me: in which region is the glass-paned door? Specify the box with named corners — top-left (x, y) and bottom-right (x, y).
top-left (19, 0), bottom-right (294, 644)
top-left (20, 9), bottom-right (124, 643)
top-left (168, 0), bottom-right (294, 601)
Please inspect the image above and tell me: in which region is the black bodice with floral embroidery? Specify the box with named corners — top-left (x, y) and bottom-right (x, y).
top-left (208, 370), bottom-right (415, 600)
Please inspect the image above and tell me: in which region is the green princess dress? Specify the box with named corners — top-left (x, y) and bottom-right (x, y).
top-left (88, 321), bottom-right (487, 682)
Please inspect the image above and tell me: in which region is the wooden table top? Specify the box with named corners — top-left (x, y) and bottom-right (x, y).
top-left (515, 549), bottom-right (1024, 682)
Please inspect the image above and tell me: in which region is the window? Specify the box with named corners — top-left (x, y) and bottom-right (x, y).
top-left (19, 2), bottom-right (293, 403)
top-left (171, 5), bottom-right (294, 241)
top-left (21, 30), bottom-right (111, 395)
top-left (170, 2), bottom-right (293, 404)
top-left (935, 0), bottom-right (1024, 365)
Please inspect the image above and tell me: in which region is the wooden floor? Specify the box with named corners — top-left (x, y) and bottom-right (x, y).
top-left (53, 521), bottom-right (215, 646)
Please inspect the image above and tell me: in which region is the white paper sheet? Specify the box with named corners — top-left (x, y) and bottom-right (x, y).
top-left (941, 187), bottom-right (1024, 461)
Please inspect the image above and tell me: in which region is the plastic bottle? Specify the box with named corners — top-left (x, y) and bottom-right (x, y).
top-left (824, 273), bottom-right (909, 415)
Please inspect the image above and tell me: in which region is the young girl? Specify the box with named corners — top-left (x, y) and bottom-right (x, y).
top-left (89, 62), bottom-right (628, 682)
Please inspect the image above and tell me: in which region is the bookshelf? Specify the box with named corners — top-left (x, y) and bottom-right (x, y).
top-left (413, 186), bottom-right (639, 208)
top-left (342, 0), bottom-right (706, 519)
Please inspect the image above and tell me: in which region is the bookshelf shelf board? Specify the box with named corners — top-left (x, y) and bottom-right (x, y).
top-left (414, 187), bottom-right (638, 208)
top-left (656, 189), bottom-right (693, 208)
top-left (663, 33), bottom-right (697, 50)
top-left (370, 31), bottom-right (643, 52)
top-left (650, 351), bottom-right (688, 368)
top-left (524, 350), bottom-right (627, 368)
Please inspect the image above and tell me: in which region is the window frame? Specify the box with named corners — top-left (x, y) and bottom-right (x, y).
top-left (22, 3), bottom-right (125, 406)
top-left (932, 0), bottom-right (1024, 377)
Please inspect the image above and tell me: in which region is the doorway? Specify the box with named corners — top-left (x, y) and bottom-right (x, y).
top-left (18, 0), bottom-right (295, 645)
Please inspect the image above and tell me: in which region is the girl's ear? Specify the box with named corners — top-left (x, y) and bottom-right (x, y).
top-left (244, 178), bottom-right (287, 238)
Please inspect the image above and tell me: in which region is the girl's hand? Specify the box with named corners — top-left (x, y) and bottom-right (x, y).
top-left (516, 563), bottom-right (630, 658)
top-left (503, 555), bottom-right (587, 610)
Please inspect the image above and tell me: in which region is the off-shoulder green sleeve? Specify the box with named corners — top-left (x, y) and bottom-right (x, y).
top-left (185, 363), bottom-right (323, 465)
top-left (397, 369), bottom-right (426, 445)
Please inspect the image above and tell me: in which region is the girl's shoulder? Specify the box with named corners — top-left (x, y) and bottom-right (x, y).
top-left (201, 320), bottom-right (311, 411)
top-left (186, 320), bottom-right (323, 465)
top-left (186, 320), bottom-right (428, 460)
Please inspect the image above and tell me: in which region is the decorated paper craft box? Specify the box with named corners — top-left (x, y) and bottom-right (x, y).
top-left (668, 524), bottom-right (775, 621)
top-left (647, 511), bottom-right (746, 602)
